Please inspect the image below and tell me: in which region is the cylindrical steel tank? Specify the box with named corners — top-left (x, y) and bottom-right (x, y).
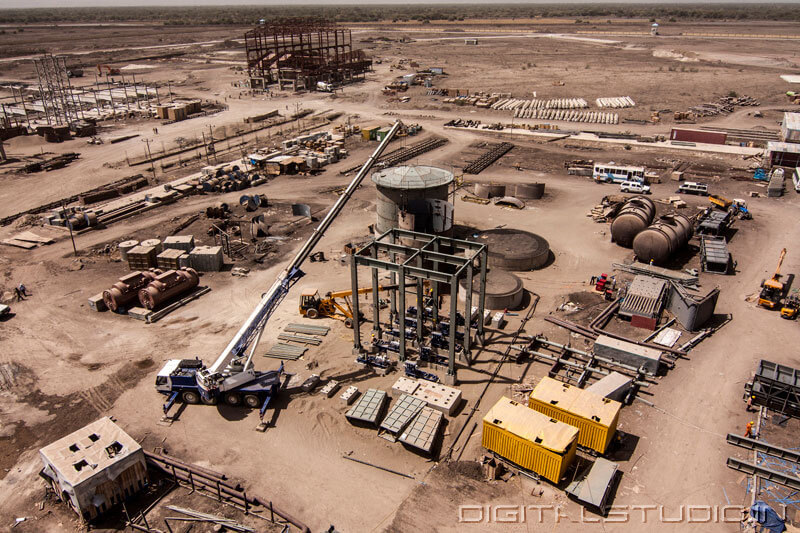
top-left (138, 268), bottom-right (199, 310)
top-left (632, 214), bottom-right (693, 265)
top-left (474, 183), bottom-right (506, 199)
top-left (103, 270), bottom-right (160, 312)
top-left (610, 196), bottom-right (656, 248)
top-left (459, 268), bottom-right (524, 310)
top-left (118, 240), bottom-right (139, 261)
top-left (372, 165), bottom-right (454, 235)
top-left (475, 229), bottom-right (551, 270)
top-left (141, 238), bottom-right (163, 254)
top-left (514, 183), bottom-right (545, 199)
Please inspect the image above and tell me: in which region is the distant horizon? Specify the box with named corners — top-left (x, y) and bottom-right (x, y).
top-left (2, 0), bottom-right (800, 8)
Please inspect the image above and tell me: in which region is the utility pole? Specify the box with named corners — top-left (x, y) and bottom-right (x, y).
top-left (61, 200), bottom-right (78, 256)
top-left (141, 138), bottom-right (156, 182)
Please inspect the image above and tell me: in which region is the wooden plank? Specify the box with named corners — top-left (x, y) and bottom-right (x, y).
top-left (1, 239), bottom-right (36, 249)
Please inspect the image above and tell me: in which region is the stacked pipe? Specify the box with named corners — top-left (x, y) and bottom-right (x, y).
top-left (513, 108), bottom-right (619, 124)
top-left (102, 270), bottom-right (162, 312)
top-left (610, 196), bottom-right (656, 247)
top-left (206, 203), bottom-right (230, 219)
top-left (239, 194), bottom-right (267, 211)
top-left (492, 98), bottom-right (588, 111)
top-left (595, 97), bottom-right (636, 109)
top-left (138, 268), bottom-right (199, 310)
top-left (632, 214), bottom-right (694, 265)
top-left (200, 169), bottom-right (251, 193)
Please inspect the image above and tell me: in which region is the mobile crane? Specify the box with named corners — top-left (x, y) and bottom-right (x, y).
top-left (298, 284), bottom-right (397, 327)
top-left (758, 248), bottom-right (787, 309)
top-left (155, 121), bottom-right (403, 420)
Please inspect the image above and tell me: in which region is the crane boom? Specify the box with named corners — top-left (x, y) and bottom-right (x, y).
top-left (775, 248), bottom-right (787, 279)
top-left (196, 120), bottom-right (403, 393)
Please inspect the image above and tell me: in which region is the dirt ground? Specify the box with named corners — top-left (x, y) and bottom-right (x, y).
top-left (2, 17), bottom-right (800, 533)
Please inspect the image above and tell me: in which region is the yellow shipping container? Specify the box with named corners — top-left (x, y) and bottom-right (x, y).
top-left (528, 377), bottom-right (621, 454)
top-left (482, 397), bottom-right (578, 483)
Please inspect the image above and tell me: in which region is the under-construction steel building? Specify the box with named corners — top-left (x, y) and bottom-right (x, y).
top-left (245, 19), bottom-right (372, 91)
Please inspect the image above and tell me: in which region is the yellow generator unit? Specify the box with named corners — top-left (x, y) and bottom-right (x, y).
top-left (528, 377), bottom-right (621, 454)
top-left (482, 397), bottom-right (578, 483)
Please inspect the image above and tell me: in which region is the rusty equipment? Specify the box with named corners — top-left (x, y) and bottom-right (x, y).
top-left (103, 270), bottom-right (161, 312)
top-left (138, 268), bottom-right (199, 310)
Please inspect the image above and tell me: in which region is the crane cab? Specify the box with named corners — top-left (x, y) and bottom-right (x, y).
top-left (299, 288), bottom-right (322, 318)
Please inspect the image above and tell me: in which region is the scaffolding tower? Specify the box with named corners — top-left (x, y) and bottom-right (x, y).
top-left (245, 18), bottom-right (372, 91)
top-left (32, 54), bottom-right (84, 126)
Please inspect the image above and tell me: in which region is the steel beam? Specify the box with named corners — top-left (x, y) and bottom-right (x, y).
top-left (726, 457), bottom-right (800, 491)
top-left (726, 434), bottom-right (800, 464)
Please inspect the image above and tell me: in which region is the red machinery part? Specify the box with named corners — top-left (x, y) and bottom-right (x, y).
top-left (138, 268), bottom-right (199, 310)
top-left (102, 270), bottom-right (161, 312)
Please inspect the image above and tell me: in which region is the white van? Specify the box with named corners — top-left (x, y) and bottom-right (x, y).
top-left (678, 181), bottom-right (709, 195)
top-left (620, 181), bottom-right (651, 194)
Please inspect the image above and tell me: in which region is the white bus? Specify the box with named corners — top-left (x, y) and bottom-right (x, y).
top-left (593, 163), bottom-right (646, 184)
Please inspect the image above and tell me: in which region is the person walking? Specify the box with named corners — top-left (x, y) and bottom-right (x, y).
top-left (18, 283), bottom-right (27, 297)
top-left (14, 287), bottom-right (23, 302)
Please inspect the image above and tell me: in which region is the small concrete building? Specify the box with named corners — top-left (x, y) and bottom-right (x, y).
top-left (39, 417), bottom-right (147, 520)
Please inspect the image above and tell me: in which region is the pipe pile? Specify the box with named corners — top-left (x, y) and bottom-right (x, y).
top-left (595, 97), bottom-right (636, 108)
top-left (492, 98), bottom-right (588, 111)
top-left (513, 108), bottom-right (619, 124)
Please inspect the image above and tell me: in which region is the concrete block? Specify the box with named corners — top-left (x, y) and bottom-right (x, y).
top-left (340, 386), bottom-right (359, 405)
top-left (491, 312), bottom-right (506, 329)
top-left (319, 380), bottom-right (340, 398)
top-left (127, 307), bottom-right (152, 321)
top-left (392, 377), bottom-right (420, 396)
top-left (412, 381), bottom-right (462, 416)
top-left (483, 309), bottom-right (492, 325)
top-left (88, 293), bottom-right (107, 312)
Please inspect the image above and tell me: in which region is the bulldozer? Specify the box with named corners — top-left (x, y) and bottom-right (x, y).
top-left (781, 289), bottom-right (800, 319)
top-left (299, 285), bottom-right (397, 328)
top-left (758, 248), bottom-right (787, 310)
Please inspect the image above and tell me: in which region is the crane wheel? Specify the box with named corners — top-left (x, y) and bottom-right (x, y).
top-left (306, 308), bottom-right (319, 319)
top-left (224, 392), bottom-right (241, 406)
top-left (244, 394), bottom-right (260, 408)
top-left (344, 318), bottom-right (353, 328)
top-left (182, 391), bottom-right (200, 404)
top-left (201, 395), bottom-right (218, 405)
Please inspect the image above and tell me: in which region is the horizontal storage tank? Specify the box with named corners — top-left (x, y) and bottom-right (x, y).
top-left (103, 270), bottom-right (160, 312)
top-left (474, 183), bottom-right (506, 199)
top-left (138, 268), bottom-right (199, 310)
top-left (459, 268), bottom-right (524, 310)
top-left (610, 196), bottom-right (655, 248)
top-left (632, 214), bottom-right (693, 265)
top-left (475, 229), bottom-right (550, 270)
top-left (528, 377), bottom-right (621, 454)
top-left (372, 165), bottom-right (454, 236)
top-left (482, 396), bottom-right (578, 483)
top-left (514, 183), bottom-right (545, 199)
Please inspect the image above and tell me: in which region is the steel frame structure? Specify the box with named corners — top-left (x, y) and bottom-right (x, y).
top-left (244, 19), bottom-right (371, 90)
top-left (352, 228), bottom-right (488, 383)
top-left (32, 54), bottom-right (85, 126)
top-left (745, 359), bottom-right (800, 418)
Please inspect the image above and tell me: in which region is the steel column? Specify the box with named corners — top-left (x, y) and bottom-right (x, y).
top-left (398, 265), bottom-right (406, 361)
top-left (372, 246), bottom-right (381, 339)
top-left (448, 274), bottom-right (458, 380)
top-left (464, 261), bottom-right (473, 359)
top-left (350, 255), bottom-right (361, 353)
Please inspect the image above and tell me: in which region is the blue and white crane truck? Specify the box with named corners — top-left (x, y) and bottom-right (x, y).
top-left (155, 120), bottom-right (403, 424)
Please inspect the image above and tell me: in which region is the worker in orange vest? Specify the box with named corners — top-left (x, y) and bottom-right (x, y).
top-left (744, 421), bottom-right (755, 438)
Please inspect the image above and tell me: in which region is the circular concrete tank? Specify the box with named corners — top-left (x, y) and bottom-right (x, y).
top-left (632, 214), bottom-right (693, 265)
top-left (514, 183), bottom-right (545, 199)
top-left (372, 165), bottom-right (454, 235)
top-left (459, 268), bottom-right (524, 310)
top-left (118, 240), bottom-right (139, 261)
top-left (474, 183), bottom-right (506, 199)
top-left (610, 196), bottom-right (656, 248)
top-left (475, 229), bottom-right (550, 270)
top-left (141, 238), bottom-right (163, 254)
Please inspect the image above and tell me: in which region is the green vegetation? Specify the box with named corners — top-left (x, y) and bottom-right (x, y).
top-left (0, 4), bottom-right (799, 25)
